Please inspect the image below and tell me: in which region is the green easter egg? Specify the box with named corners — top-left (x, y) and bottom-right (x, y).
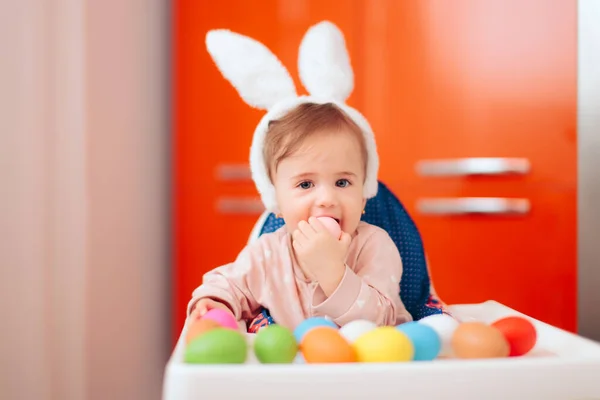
top-left (184, 328), bottom-right (247, 364)
top-left (254, 324), bottom-right (298, 363)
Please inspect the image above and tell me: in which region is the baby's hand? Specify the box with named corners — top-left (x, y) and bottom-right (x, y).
top-left (190, 298), bottom-right (233, 320)
top-left (292, 217), bottom-right (351, 295)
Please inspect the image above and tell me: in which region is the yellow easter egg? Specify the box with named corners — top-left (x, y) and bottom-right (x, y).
top-left (352, 326), bottom-right (414, 362)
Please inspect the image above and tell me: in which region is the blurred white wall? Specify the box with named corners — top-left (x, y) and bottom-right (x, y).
top-left (0, 1), bottom-right (171, 399)
top-left (578, 0), bottom-right (600, 341)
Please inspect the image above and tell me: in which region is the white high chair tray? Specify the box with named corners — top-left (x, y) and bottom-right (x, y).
top-left (162, 300), bottom-right (600, 400)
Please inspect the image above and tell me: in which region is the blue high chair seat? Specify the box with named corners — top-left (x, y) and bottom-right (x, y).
top-left (251, 181), bottom-right (448, 325)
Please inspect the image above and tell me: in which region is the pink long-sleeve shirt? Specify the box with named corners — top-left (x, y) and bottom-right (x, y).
top-left (188, 221), bottom-right (412, 331)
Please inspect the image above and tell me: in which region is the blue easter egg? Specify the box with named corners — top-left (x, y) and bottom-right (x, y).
top-left (396, 321), bottom-right (441, 361)
top-left (294, 317), bottom-right (338, 342)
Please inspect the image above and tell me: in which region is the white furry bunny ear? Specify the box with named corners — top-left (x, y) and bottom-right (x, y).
top-left (298, 21), bottom-right (354, 102)
top-left (206, 29), bottom-right (297, 110)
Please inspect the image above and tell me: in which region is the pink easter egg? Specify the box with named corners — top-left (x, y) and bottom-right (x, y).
top-left (317, 216), bottom-right (341, 239)
top-left (202, 308), bottom-right (239, 330)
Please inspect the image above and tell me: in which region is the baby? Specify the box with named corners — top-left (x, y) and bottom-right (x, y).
top-left (188, 102), bottom-right (412, 331)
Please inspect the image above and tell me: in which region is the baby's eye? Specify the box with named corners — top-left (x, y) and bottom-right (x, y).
top-left (336, 179), bottom-right (350, 188)
top-left (298, 181), bottom-right (313, 189)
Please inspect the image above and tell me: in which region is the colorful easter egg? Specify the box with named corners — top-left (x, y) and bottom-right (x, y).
top-left (353, 326), bottom-right (414, 362)
top-left (418, 314), bottom-right (460, 357)
top-left (397, 321), bottom-right (441, 361)
top-left (254, 324), bottom-right (298, 364)
top-left (300, 326), bottom-right (356, 363)
top-left (316, 216), bottom-right (341, 239)
top-left (184, 328), bottom-right (247, 364)
top-left (202, 308), bottom-right (239, 330)
top-left (294, 317), bottom-right (338, 342)
top-left (185, 318), bottom-right (221, 345)
top-left (339, 319), bottom-right (377, 344)
top-left (451, 322), bottom-right (510, 359)
top-left (491, 316), bottom-right (537, 356)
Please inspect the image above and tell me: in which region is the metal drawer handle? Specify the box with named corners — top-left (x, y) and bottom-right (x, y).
top-left (216, 197), bottom-right (264, 215)
top-left (416, 157), bottom-right (530, 177)
top-left (215, 164), bottom-right (252, 181)
top-left (416, 197), bottom-right (530, 215)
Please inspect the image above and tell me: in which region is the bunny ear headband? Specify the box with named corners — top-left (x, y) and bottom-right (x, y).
top-left (205, 21), bottom-right (379, 213)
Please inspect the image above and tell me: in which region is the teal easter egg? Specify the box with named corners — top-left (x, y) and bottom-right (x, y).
top-left (294, 317), bottom-right (338, 342)
top-left (396, 321), bottom-right (441, 361)
top-left (184, 328), bottom-right (247, 364)
top-left (254, 324), bottom-right (298, 363)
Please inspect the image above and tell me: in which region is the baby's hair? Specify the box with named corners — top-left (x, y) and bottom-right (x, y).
top-left (264, 102), bottom-right (368, 181)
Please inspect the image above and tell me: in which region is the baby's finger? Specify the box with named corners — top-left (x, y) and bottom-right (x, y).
top-left (190, 307), bottom-right (201, 320)
top-left (307, 216), bottom-right (326, 232)
top-left (339, 232), bottom-right (352, 247)
top-left (292, 229), bottom-right (307, 244)
top-left (197, 303), bottom-right (210, 317)
top-left (298, 220), bottom-right (316, 237)
top-left (292, 233), bottom-right (304, 250)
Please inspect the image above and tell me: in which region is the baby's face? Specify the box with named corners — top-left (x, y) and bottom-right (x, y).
top-left (273, 129), bottom-right (366, 234)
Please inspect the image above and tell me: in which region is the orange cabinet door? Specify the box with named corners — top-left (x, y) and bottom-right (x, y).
top-left (173, 0), bottom-right (364, 337)
top-left (173, 1), bottom-right (577, 337)
top-left (358, 1), bottom-right (577, 331)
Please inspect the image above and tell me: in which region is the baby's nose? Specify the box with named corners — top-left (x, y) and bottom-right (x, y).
top-left (316, 186), bottom-right (337, 207)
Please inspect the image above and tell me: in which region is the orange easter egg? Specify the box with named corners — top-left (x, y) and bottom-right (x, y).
top-left (451, 322), bottom-right (510, 359)
top-left (185, 318), bottom-right (221, 345)
top-left (300, 326), bottom-right (356, 363)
